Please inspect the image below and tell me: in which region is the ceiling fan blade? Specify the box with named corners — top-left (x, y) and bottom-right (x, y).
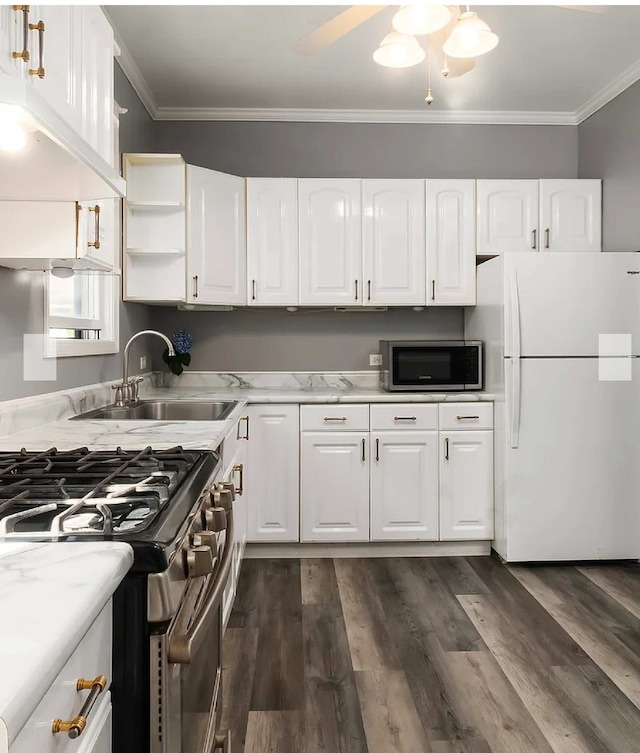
top-left (555, 5), bottom-right (608, 13)
top-left (292, 6), bottom-right (388, 55)
top-left (428, 5), bottom-right (476, 78)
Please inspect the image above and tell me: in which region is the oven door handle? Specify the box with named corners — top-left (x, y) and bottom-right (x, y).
top-left (167, 510), bottom-right (234, 664)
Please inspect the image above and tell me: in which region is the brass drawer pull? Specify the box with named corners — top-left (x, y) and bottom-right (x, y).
top-left (361, 438), bottom-right (366, 462)
top-left (192, 275), bottom-right (199, 298)
top-left (236, 415), bottom-right (249, 440)
top-left (545, 227), bottom-right (550, 249)
top-left (323, 416), bottom-right (347, 422)
top-left (375, 437), bottom-right (379, 462)
top-left (394, 416), bottom-right (417, 421)
top-left (12, 5), bottom-right (30, 62)
top-left (27, 18), bottom-right (44, 78)
top-left (52, 675), bottom-right (107, 739)
top-left (532, 228), bottom-right (537, 250)
top-left (88, 205), bottom-right (100, 249)
top-left (445, 437), bottom-right (449, 460)
top-left (233, 463), bottom-right (244, 495)
top-left (456, 415), bottom-right (480, 420)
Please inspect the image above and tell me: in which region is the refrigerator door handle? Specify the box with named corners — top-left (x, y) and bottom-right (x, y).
top-left (509, 268), bottom-right (522, 448)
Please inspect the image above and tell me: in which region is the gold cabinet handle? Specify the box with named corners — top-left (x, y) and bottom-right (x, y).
top-left (251, 279), bottom-right (256, 301)
top-left (431, 279), bottom-right (435, 300)
top-left (323, 416), bottom-right (347, 422)
top-left (236, 415), bottom-right (249, 440)
top-left (233, 463), bottom-right (244, 495)
top-left (456, 415), bottom-right (480, 420)
top-left (362, 438), bottom-right (366, 462)
top-left (375, 437), bottom-right (379, 462)
top-left (87, 205), bottom-right (100, 249)
top-left (52, 675), bottom-right (107, 739)
top-left (394, 416), bottom-right (417, 421)
top-left (367, 280), bottom-right (371, 301)
top-left (192, 275), bottom-right (198, 298)
top-left (27, 18), bottom-right (44, 78)
top-left (532, 228), bottom-right (537, 249)
top-left (545, 227), bottom-right (550, 249)
top-left (354, 279), bottom-right (358, 301)
top-left (12, 5), bottom-right (30, 61)
top-left (445, 437), bottom-right (449, 460)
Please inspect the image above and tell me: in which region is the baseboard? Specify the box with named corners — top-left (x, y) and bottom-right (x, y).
top-left (244, 540), bottom-right (491, 559)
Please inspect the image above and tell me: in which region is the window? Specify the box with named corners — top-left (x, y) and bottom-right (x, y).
top-left (45, 271), bottom-right (119, 357)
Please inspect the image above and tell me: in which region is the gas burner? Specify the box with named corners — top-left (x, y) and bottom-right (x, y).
top-left (0, 446), bottom-right (206, 539)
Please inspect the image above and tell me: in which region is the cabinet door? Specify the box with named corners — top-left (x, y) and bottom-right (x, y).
top-left (301, 432), bottom-right (369, 542)
top-left (247, 405), bottom-right (300, 542)
top-left (539, 179), bottom-right (602, 253)
top-left (426, 179), bottom-right (476, 306)
top-left (439, 430), bottom-right (493, 540)
top-left (299, 179), bottom-right (361, 305)
top-left (78, 198), bottom-right (117, 270)
top-left (246, 178), bottom-right (298, 306)
top-left (80, 6), bottom-right (114, 165)
top-left (29, 6), bottom-right (82, 134)
top-left (0, 5), bottom-right (25, 77)
top-left (187, 165), bottom-right (246, 305)
top-left (362, 179), bottom-right (425, 306)
top-left (476, 180), bottom-right (539, 255)
top-left (370, 431), bottom-right (438, 541)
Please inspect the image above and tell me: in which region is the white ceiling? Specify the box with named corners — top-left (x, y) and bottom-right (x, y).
top-left (105, 4), bottom-right (640, 123)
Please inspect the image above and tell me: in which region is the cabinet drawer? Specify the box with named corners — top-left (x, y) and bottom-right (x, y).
top-left (10, 603), bottom-right (112, 753)
top-left (439, 403), bottom-right (493, 430)
top-left (301, 405), bottom-right (369, 432)
top-left (370, 404), bottom-right (438, 431)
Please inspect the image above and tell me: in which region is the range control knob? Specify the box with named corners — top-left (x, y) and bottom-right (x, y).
top-left (204, 507), bottom-right (227, 533)
top-left (212, 488), bottom-right (233, 512)
top-left (216, 481), bottom-right (236, 502)
top-left (193, 530), bottom-right (218, 555)
top-left (185, 545), bottom-right (214, 578)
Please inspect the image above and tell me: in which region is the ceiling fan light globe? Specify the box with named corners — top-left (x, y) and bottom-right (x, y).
top-left (373, 31), bottom-right (426, 68)
top-left (442, 11), bottom-right (499, 59)
top-left (392, 4), bottom-right (451, 36)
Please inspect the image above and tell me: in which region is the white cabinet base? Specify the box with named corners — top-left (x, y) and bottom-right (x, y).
top-left (246, 540), bottom-right (491, 558)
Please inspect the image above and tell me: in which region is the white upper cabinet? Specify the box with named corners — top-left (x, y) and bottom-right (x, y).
top-left (426, 179), bottom-right (476, 306)
top-left (370, 431), bottom-right (439, 541)
top-left (246, 178), bottom-right (299, 306)
top-left (0, 6), bottom-right (23, 77)
top-left (476, 179), bottom-right (539, 255)
top-left (539, 179), bottom-right (602, 253)
top-left (299, 179), bottom-right (362, 306)
top-left (80, 6), bottom-right (114, 166)
top-left (362, 179), bottom-right (425, 306)
top-left (187, 165), bottom-right (246, 305)
top-left (28, 6), bottom-right (82, 135)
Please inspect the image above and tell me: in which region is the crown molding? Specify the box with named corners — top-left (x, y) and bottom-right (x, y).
top-left (152, 106), bottom-right (577, 125)
top-left (575, 57), bottom-right (640, 124)
top-left (109, 25), bottom-right (159, 120)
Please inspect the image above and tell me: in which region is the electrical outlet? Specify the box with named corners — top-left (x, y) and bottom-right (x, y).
top-left (140, 356), bottom-right (147, 370)
top-left (369, 354), bottom-right (382, 367)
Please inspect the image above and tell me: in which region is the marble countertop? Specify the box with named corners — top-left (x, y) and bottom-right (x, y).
top-left (0, 542), bottom-right (133, 749)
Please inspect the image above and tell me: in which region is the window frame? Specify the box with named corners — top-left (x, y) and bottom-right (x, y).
top-left (44, 272), bottom-right (120, 358)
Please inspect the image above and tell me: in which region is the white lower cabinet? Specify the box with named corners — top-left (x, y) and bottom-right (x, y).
top-left (439, 430), bottom-right (493, 540)
top-left (247, 405), bottom-right (300, 542)
top-left (370, 431), bottom-right (439, 541)
top-left (300, 432), bottom-right (370, 542)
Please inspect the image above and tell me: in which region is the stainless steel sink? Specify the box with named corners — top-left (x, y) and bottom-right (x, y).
top-left (72, 400), bottom-right (237, 422)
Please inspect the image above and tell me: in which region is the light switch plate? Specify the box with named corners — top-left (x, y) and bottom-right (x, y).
top-left (369, 354), bottom-right (382, 366)
top-left (140, 356), bottom-right (147, 370)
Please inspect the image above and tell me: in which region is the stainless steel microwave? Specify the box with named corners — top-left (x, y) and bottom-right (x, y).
top-left (379, 340), bottom-right (483, 392)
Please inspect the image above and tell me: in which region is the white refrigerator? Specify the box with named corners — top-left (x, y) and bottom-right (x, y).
top-left (465, 253), bottom-right (640, 562)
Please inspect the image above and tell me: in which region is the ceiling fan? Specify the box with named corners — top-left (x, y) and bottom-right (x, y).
top-left (293, 4), bottom-right (607, 102)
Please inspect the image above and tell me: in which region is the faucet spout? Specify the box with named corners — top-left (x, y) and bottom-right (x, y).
top-left (115, 330), bottom-right (176, 406)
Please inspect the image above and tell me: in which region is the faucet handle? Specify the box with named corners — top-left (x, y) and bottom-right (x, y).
top-left (111, 383), bottom-right (124, 407)
top-left (130, 376), bottom-right (143, 403)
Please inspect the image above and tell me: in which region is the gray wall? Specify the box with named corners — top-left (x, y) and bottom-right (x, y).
top-left (0, 66), bottom-right (154, 403)
top-left (149, 120), bottom-right (577, 372)
top-left (154, 121), bottom-right (578, 178)
top-left (150, 307), bottom-right (463, 373)
top-left (578, 80), bottom-right (640, 252)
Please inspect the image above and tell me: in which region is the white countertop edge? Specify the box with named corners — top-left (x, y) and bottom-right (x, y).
top-left (0, 543), bottom-right (133, 744)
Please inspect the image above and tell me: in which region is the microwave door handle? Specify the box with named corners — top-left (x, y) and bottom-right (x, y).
top-left (167, 510), bottom-right (234, 664)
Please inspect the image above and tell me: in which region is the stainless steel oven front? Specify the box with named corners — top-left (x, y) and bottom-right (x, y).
top-left (380, 340), bottom-right (483, 391)
top-left (150, 511), bottom-right (234, 753)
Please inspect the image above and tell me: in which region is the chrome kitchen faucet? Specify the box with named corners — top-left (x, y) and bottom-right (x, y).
top-left (113, 330), bottom-right (175, 406)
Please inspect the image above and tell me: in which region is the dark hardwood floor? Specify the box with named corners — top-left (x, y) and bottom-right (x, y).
top-left (221, 556), bottom-right (640, 753)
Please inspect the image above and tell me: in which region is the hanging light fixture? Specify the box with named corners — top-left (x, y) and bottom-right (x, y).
top-left (373, 30), bottom-right (426, 68)
top-left (442, 9), bottom-right (499, 59)
top-left (425, 49), bottom-right (434, 105)
top-left (392, 5), bottom-right (452, 36)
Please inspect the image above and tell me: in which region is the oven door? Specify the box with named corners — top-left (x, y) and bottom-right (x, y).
top-left (151, 513), bottom-right (234, 753)
top-left (390, 342), bottom-right (469, 390)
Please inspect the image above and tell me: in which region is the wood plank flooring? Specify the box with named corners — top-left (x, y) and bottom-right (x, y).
top-left (222, 556), bottom-right (640, 753)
